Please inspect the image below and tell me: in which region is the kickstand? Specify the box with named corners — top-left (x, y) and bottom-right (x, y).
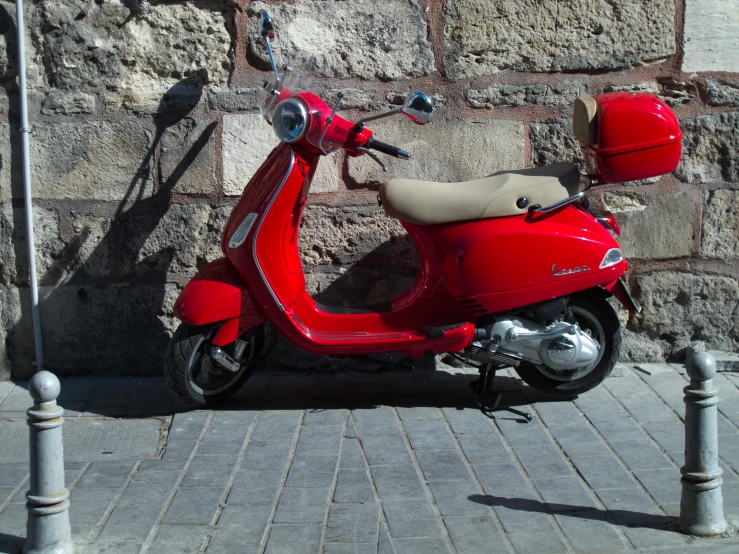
top-left (470, 363), bottom-right (532, 423)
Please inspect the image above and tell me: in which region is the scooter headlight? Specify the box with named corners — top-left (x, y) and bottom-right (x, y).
top-left (600, 248), bottom-right (624, 269)
top-left (272, 98), bottom-right (309, 143)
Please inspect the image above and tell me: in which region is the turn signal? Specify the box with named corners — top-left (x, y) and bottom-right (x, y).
top-left (595, 210), bottom-right (621, 237)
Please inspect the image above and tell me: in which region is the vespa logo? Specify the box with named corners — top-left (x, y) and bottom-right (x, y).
top-left (552, 263), bottom-right (590, 277)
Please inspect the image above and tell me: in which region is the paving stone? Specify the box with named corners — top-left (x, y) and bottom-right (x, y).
top-left (168, 413), bottom-right (209, 440)
top-left (491, 496), bottom-right (554, 533)
top-left (587, 415), bottom-right (646, 442)
top-left (242, 441), bottom-right (293, 472)
top-left (0, 464), bottom-right (28, 487)
top-left (68, 487), bottom-right (118, 524)
top-left (553, 510), bottom-right (624, 551)
top-left (473, 464), bottom-right (531, 497)
top-left (227, 470), bottom-right (283, 505)
top-left (494, 418), bottom-right (550, 447)
top-left (442, 408), bottom-right (495, 434)
top-left (532, 476), bottom-right (597, 513)
top-left (415, 450), bottom-right (469, 481)
top-left (378, 525), bottom-right (393, 554)
top-left (512, 445), bottom-right (573, 479)
top-left (428, 480), bottom-right (489, 516)
top-left (548, 427), bottom-right (610, 459)
top-left (182, 455), bottom-right (236, 488)
top-left (99, 503), bottom-right (162, 541)
top-left (457, 434), bottom-right (511, 465)
top-left (334, 469), bottom-right (375, 504)
top-left (140, 440), bottom-right (196, 471)
top-left (0, 487), bottom-right (14, 504)
top-left (197, 426), bottom-right (249, 456)
top-left (118, 470), bottom-right (180, 507)
top-left (614, 394), bottom-right (679, 425)
top-left (633, 468), bottom-right (682, 506)
top-left (210, 410), bottom-right (256, 427)
top-left (0, 502), bottom-right (28, 535)
top-left (353, 409), bottom-right (402, 436)
top-left (444, 516), bottom-right (508, 554)
top-left (251, 412), bottom-right (301, 441)
top-left (151, 524), bottom-right (209, 551)
top-left (360, 435), bottom-right (413, 466)
top-left (382, 499), bottom-right (443, 538)
top-left (325, 503), bottom-right (380, 544)
top-left (643, 424), bottom-right (684, 455)
top-left (264, 524), bottom-right (322, 554)
top-left (206, 542), bottom-right (260, 554)
top-left (396, 407), bottom-right (442, 422)
top-left (571, 456), bottom-right (636, 490)
top-left (274, 487), bottom-right (330, 524)
top-left (216, 505), bottom-right (271, 543)
top-left (323, 544), bottom-right (376, 554)
top-left (393, 537), bottom-right (452, 554)
top-left (340, 439), bottom-right (367, 469)
top-left (595, 488), bottom-right (664, 526)
top-left (622, 526), bottom-right (686, 549)
top-left (507, 531), bottom-right (567, 554)
top-left (302, 409), bottom-right (347, 427)
top-left (164, 487), bottom-right (223, 524)
top-left (295, 426), bottom-right (343, 457)
top-left (83, 541), bottom-right (143, 554)
top-left (402, 420), bottom-right (455, 450)
top-left (371, 466), bottom-right (427, 500)
top-left (532, 402), bottom-right (588, 429)
top-left (285, 455), bottom-right (338, 487)
top-left (609, 439), bottom-right (674, 471)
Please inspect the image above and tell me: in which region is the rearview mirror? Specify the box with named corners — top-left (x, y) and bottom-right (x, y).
top-left (401, 92), bottom-right (433, 125)
top-left (259, 11), bottom-right (275, 42)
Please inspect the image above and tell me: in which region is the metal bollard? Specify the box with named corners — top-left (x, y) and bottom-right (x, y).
top-left (24, 371), bottom-right (74, 554)
top-left (679, 352), bottom-right (727, 536)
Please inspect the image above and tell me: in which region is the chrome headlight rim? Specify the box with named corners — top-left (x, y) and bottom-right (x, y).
top-left (272, 98), bottom-right (309, 143)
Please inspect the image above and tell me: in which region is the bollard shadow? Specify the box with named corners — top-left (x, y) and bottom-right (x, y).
top-left (0, 533), bottom-right (23, 554)
top-left (6, 75), bottom-right (216, 379)
top-left (469, 494), bottom-right (678, 531)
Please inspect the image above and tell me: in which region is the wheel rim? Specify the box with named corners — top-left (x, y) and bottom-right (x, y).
top-left (186, 328), bottom-right (255, 397)
top-left (534, 305), bottom-right (606, 382)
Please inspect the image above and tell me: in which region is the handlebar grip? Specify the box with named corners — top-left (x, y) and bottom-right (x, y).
top-left (366, 138), bottom-right (411, 160)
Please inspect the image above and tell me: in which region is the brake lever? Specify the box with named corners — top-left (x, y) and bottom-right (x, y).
top-left (356, 147), bottom-right (388, 172)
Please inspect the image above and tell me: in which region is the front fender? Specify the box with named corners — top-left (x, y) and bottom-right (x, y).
top-left (174, 258), bottom-right (265, 332)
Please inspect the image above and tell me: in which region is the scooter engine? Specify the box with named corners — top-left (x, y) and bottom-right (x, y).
top-left (466, 315), bottom-right (600, 371)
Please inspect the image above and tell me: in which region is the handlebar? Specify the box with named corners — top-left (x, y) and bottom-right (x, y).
top-left (365, 137), bottom-right (411, 160)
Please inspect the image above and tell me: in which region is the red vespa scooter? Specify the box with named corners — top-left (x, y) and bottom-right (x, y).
top-left (164, 11), bottom-right (683, 410)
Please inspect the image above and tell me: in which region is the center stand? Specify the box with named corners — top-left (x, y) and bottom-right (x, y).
top-left (470, 363), bottom-right (532, 422)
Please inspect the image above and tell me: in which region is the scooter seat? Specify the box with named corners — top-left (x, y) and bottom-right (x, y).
top-left (379, 163), bottom-right (581, 225)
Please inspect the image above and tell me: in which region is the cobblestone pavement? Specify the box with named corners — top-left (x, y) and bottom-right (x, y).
top-left (1, 362), bottom-right (739, 554)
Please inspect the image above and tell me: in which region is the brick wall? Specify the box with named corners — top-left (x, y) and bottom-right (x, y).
top-left (0, 0), bottom-right (737, 379)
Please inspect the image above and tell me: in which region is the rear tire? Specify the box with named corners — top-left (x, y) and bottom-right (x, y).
top-left (514, 295), bottom-right (621, 397)
top-left (164, 322), bottom-right (264, 407)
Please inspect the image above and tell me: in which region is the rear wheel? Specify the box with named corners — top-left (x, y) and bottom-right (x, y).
top-left (164, 322), bottom-right (267, 407)
top-left (514, 295), bottom-right (621, 397)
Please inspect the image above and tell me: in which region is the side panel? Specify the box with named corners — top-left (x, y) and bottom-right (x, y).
top-left (173, 258), bottom-right (264, 331)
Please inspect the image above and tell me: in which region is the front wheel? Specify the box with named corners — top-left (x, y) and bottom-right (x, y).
top-left (514, 295), bottom-right (621, 397)
top-left (164, 322), bottom-right (268, 407)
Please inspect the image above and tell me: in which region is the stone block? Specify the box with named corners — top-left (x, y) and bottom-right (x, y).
top-left (0, 285), bottom-right (19, 379)
top-left (0, 1), bottom-right (44, 85)
top-left (530, 118), bottom-right (584, 169)
top-left (619, 329), bottom-right (664, 363)
top-left (160, 118), bottom-right (218, 195)
top-left (7, 282), bottom-right (179, 378)
top-left (41, 90), bottom-right (96, 115)
top-left (701, 189), bottom-right (739, 260)
top-left (631, 272), bottom-right (739, 358)
top-left (305, 267), bottom-right (416, 309)
top-left (444, 0), bottom-right (675, 78)
top-left (1, 121), bottom-right (153, 201)
top-left (274, 487), bottom-right (330, 524)
top-left (382, 499), bottom-right (442, 539)
top-left (467, 81), bottom-right (587, 109)
top-left (300, 205), bottom-right (415, 268)
top-left (370, 466), bottom-right (426, 500)
top-left (414, 450), bottom-right (469, 481)
top-left (207, 87), bottom-right (261, 112)
top-left (601, 191), bottom-right (695, 259)
top-left (264, 524), bottom-right (322, 554)
top-left (325, 503), bottom-right (380, 544)
top-left (246, 1), bottom-right (434, 81)
top-left (348, 119), bottom-right (524, 186)
top-left (706, 80), bottom-right (739, 107)
top-left (333, 469), bottom-right (375, 503)
top-left (676, 112), bottom-right (739, 185)
top-left (402, 420), bottom-right (455, 450)
top-left (34, 0), bottom-right (234, 89)
top-left (228, 470), bottom-right (283, 505)
top-left (682, 0), bottom-right (739, 73)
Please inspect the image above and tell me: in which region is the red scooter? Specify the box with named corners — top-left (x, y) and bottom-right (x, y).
top-left (164, 11), bottom-right (683, 410)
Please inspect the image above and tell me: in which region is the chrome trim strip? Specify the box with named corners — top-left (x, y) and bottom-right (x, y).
top-left (534, 190), bottom-right (588, 213)
top-left (251, 149), bottom-right (296, 312)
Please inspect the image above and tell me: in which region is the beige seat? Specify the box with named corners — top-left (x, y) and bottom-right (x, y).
top-left (379, 163), bottom-right (581, 225)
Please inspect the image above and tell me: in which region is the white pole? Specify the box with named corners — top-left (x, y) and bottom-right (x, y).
top-left (15, 0), bottom-right (44, 372)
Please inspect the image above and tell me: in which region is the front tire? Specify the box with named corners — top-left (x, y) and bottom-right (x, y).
top-left (164, 322), bottom-right (264, 407)
top-left (514, 295), bottom-right (621, 397)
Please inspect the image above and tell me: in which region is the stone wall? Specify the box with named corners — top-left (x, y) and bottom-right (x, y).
top-left (0, 0), bottom-right (737, 379)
